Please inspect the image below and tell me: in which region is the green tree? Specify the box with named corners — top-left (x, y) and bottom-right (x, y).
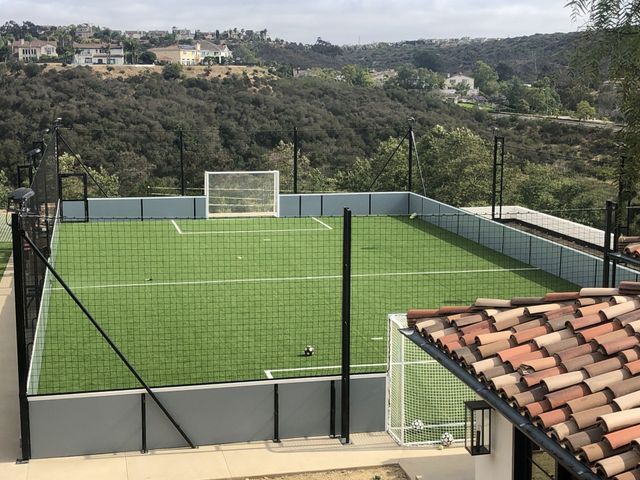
top-left (472, 61), bottom-right (499, 95)
top-left (162, 62), bottom-right (183, 80)
top-left (58, 153), bottom-right (119, 197)
top-left (139, 51), bottom-right (157, 64)
top-left (567, 0), bottom-right (640, 199)
top-left (576, 100), bottom-right (597, 120)
top-left (263, 141), bottom-right (334, 192)
top-left (389, 65), bottom-right (443, 91)
top-left (341, 64), bottom-right (373, 87)
top-left (419, 125), bottom-right (494, 206)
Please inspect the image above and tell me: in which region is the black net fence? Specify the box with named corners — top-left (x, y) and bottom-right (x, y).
top-left (15, 205), bottom-right (635, 396)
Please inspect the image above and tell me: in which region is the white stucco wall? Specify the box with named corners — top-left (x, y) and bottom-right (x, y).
top-left (475, 411), bottom-right (513, 480)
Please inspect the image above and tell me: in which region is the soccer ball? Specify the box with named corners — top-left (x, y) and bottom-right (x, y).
top-left (303, 345), bottom-right (315, 356)
top-left (411, 419), bottom-right (425, 431)
top-left (441, 432), bottom-right (454, 447)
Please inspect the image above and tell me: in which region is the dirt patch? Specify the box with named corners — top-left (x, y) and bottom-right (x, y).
top-left (40, 63), bottom-right (273, 80)
top-left (246, 465), bottom-right (408, 480)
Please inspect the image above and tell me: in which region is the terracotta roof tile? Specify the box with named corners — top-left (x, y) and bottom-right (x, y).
top-left (407, 284), bottom-right (640, 480)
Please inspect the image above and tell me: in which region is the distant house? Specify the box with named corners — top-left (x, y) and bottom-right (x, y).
top-left (198, 41), bottom-right (232, 64)
top-left (124, 31), bottom-right (145, 39)
top-left (12, 39), bottom-right (58, 61)
top-left (76, 23), bottom-right (93, 39)
top-left (147, 30), bottom-right (169, 39)
top-left (73, 43), bottom-right (125, 65)
top-left (149, 42), bottom-right (232, 66)
top-left (445, 74), bottom-right (477, 93)
top-left (172, 27), bottom-right (193, 41)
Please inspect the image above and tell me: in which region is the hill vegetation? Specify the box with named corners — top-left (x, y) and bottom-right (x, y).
top-left (0, 64), bottom-right (619, 223)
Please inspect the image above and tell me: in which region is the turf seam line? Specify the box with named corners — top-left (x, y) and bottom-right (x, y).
top-left (50, 267), bottom-right (541, 291)
top-left (311, 217), bottom-right (333, 230)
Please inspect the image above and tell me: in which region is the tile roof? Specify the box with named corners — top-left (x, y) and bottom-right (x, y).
top-left (408, 281), bottom-right (640, 480)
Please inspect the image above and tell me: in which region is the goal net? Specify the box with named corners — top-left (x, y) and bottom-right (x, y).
top-left (204, 171), bottom-right (279, 218)
top-left (388, 314), bottom-right (475, 446)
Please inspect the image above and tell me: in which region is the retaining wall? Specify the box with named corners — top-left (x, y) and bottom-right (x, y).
top-left (28, 374), bottom-right (386, 458)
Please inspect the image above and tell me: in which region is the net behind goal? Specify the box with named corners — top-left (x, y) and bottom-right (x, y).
top-left (388, 314), bottom-right (475, 446)
top-left (205, 171), bottom-right (279, 218)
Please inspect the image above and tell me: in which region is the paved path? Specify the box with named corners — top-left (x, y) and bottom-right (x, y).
top-left (1, 433), bottom-right (472, 480)
top-left (0, 258), bottom-right (472, 480)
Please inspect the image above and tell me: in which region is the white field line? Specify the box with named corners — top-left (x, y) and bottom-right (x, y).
top-left (50, 267), bottom-right (540, 291)
top-left (311, 217), bottom-right (333, 230)
top-left (171, 219), bottom-right (183, 234)
top-left (172, 218), bottom-right (327, 235)
top-left (263, 360), bottom-right (436, 379)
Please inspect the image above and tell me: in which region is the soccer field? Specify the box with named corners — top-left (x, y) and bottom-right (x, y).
top-left (29, 215), bottom-right (575, 395)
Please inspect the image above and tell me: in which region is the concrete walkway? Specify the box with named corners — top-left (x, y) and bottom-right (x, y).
top-left (1, 433), bottom-right (472, 480)
top-left (0, 258), bottom-right (472, 480)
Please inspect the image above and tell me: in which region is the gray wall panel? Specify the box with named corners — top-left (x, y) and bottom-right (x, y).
top-left (60, 200), bottom-right (86, 220)
top-left (143, 197), bottom-right (198, 219)
top-left (370, 193), bottom-right (408, 215)
top-left (30, 395), bottom-right (140, 458)
top-left (349, 376), bottom-right (386, 433)
top-left (322, 194), bottom-right (369, 216)
top-left (30, 376), bottom-right (386, 458)
top-left (194, 197), bottom-right (207, 218)
top-left (409, 193), bottom-right (423, 215)
top-left (89, 198), bottom-right (142, 219)
top-left (300, 195), bottom-right (322, 216)
top-left (280, 195), bottom-right (301, 217)
top-left (146, 385), bottom-right (274, 449)
top-left (280, 382), bottom-right (332, 438)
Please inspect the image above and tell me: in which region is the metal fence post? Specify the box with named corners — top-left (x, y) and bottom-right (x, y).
top-left (407, 125), bottom-right (413, 192)
top-left (603, 200), bottom-right (614, 287)
top-left (12, 213), bottom-right (31, 462)
top-left (293, 127), bottom-right (299, 194)
top-left (341, 207), bottom-right (352, 444)
top-left (179, 129), bottom-right (185, 197)
top-left (273, 384), bottom-right (280, 443)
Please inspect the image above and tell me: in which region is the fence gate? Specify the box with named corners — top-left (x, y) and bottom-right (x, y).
top-left (387, 314), bottom-right (474, 446)
top-left (58, 173), bottom-right (88, 222)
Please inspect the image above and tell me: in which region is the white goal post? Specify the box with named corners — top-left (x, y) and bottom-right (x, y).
top-left (204, 170), bottom-right (280, 218)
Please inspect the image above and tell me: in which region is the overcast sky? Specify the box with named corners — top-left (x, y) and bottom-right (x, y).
top-left (0, 0), bottom-right (579, 44)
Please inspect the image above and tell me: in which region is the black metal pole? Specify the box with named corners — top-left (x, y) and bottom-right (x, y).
top-left (603, 200), bottom-right (615, 287)
top-left (12, 214), bottom-right (31, 462)
top-left (341, 207), bottom-right (352, 444)
top-left (273, 384), bottom-right (280, 443)
top-left (20, 233), bottom-right (196, 449)
top-left (498, 137), bottom-right (505, 219)
top-left (179, 129), bottom-right (185, 197)
top-left (293, 127), bottom-right (299, 194)
top-left (330, 380), bottom-right (336, 438)
top-left (491, 136), bottom-right (498, 220)
top-left (141, 393), bottom-right (147, 454)
top-left (407, 125), bottom-right (413, 192)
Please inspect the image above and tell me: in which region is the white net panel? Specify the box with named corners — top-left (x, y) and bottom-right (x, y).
top-left (387, 314), bottom-right (475, 446)
top-left (205, 171), bottom-right (279, 218)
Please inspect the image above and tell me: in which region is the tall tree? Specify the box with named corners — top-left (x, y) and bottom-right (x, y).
top-left (567, 1), bottom-right (640, 199)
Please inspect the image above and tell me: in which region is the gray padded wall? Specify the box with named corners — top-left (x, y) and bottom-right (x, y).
top-left (89, 198), bottom-right (142, 219)
top-left (29, 375), bottom-right (386, 458)
top-left (280, 195), bottom-right (301, 217)
top-left (370, 193), bottom-right (409, 215)
top-left (409, 193), bottom-right (637, 288)
top-left (69, 197), bottom-right (208, 220)
top-left (29, 395), bottom-right (140, 458)
top-left (60, 200), bottom-right (86, 220)
top-left (322, 194), bottom-right (370, 216)
top-left (142, 197), bottom-right (200, 219)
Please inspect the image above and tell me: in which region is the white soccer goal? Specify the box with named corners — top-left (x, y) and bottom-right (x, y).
top-left (387, 314), bottom-right (475, 446)
top-left (204, 171), bottom-right (280, 218)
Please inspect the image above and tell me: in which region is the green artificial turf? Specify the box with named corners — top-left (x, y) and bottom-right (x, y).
top-left (31, 215), bottom-right (575, 395)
